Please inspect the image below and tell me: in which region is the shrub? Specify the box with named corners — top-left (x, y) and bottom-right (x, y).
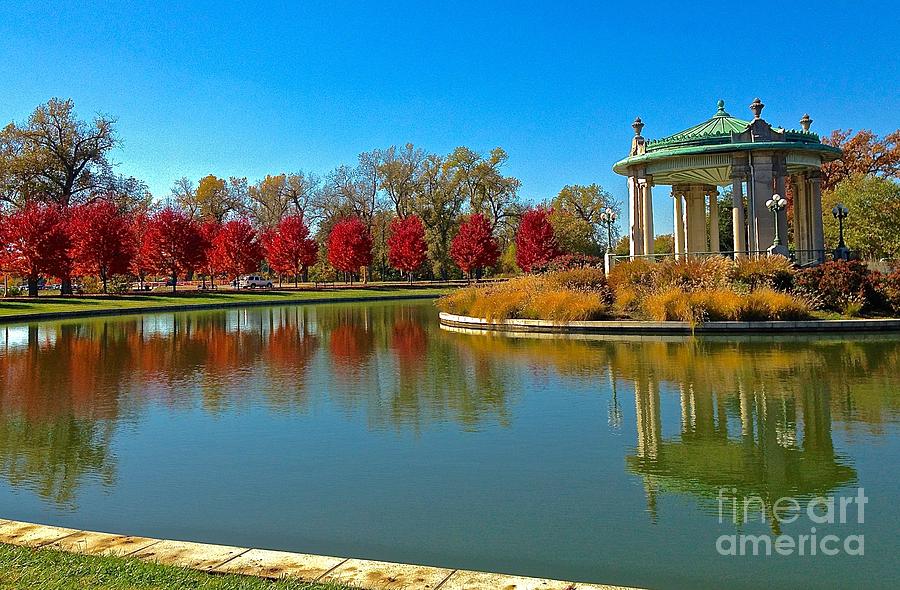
top-left (545, 268), bottom-right (612, 301)
top-left (734, 288), bottom-right (811, 321)
top-left (642, 288), bottom-right (736, 324)
top-left (795, 260), bottom-right (884, 313)
top-left (541, 254), bottom-right (604, 272)
top-left (650, 257), bottom-right (733, 292)
top-left (607, 258), bottom-right (656, 302)
top-left (879, 268), bottom-right (900, 314)
top-left (79, 276), bottom-right (102, 294)
top-left (108, 275), bottom-right (133, 295)
top-left (731, 256), bottom-right (795, 292)
top-left (522, 289), bottom-right (609, 321)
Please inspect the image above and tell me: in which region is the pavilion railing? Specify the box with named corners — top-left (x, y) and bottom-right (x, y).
top-left (610, 249), bottom-right (847, 266)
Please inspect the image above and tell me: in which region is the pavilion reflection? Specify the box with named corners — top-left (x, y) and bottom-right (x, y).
top-left (441, 328), bottom-right (899, 525)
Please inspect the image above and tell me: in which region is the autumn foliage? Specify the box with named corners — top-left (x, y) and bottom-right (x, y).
top-left (210, 218), bottom-right (263, 279)
top-left (515, 207), bottom-right (562, 273)
top-left (262, 215), bottom-right (318, 284)
top-left (68, 201), bottom-right (135, 292)
top-left (1, 202), bottom-right (71, 296)
top-left (327, 217), bottom-right (373, 280)
top-left (450, 213), bottom-right (499, 278)
top-left (141, 207), bottom-right (207, 291)
top-left (387, 215), bottom-right (427, 280)
top-left (821, 129), bottom-right (900, 191)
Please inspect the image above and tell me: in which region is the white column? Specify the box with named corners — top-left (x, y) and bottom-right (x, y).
top-left (808, 171), bottom-right (825, 263)
top-left (731, 175), bottom-right (747, 259)
top-left (673, 190), bottom-right (685, 261)
top-left (750, 154), bottom-right (775, 255)
top-left (792, 174), bottom-right (808, 264)
top-left (709, 189), bottom-right (720, 253)
top-left (685, 186), bottom-right (707, 254)
top-left (642, 181), bottom-right (654, 257)
top-left (628, 176), bottom-right (643, 257)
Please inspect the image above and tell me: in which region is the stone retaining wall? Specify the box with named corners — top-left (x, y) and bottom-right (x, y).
top-left (439, 312), bottom-right (900, 335)
top-left (0, 518), bottom-right (639, 590)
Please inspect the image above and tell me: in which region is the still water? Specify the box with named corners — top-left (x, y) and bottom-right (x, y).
top-left (0, 301), bottom-right (898, 589)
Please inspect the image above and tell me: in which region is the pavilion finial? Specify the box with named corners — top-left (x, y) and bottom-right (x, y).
top-left (800, 113), bottom-right (813, 132)
top-left (714, 99), bottom-right (730, 117)
top-left (750, 98), bottom-right (765, 119)
top-left (632, 117), bottom-right (644, 136)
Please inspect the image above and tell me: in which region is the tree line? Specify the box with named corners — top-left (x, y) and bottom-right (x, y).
top-left (0, 98), bottom-right (621, 295)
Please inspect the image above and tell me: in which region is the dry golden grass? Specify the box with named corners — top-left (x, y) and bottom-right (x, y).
top-left (734, 288), bottom-right (811, 321)
top-left (437, 271), bottom-right (611, 322)
top-left (438, 261), bottom-right (811, 324)
top-left (643, 287), bottom-right (810, 322)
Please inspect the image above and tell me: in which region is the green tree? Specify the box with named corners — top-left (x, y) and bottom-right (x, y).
top-left (823, 174), bottom-right (900, 259)
top-left (246, 172), bottom-right (318, 228)
top-left (446, 146), bottom-right (521, 233)
top-left (549, 208), bottom-right (599, 255)
top-left (551, 184), bottom-right (618, 251)
top-left (415, 154), bottom-right (465, 279)
top-left (0, 98), bottom-right (117, 208)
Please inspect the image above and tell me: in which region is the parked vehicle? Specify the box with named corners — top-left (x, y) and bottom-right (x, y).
top-left (234, 275), bottom-right (273, 289)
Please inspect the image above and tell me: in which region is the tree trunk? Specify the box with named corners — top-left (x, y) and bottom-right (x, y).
top-left (61, 278), bottom-right (73, 295)
top-left (302, 267), bottom-right (309, 283)
top-left (408, 271), bottom-right (413, 284)
top-left (172, 272), bottom-right (177, 293)
top-left (101, 272), bottom-right (108, 294)
top-left (28, 274), bottom-right (39, 298)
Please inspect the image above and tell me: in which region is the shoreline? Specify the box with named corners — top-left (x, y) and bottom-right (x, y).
top-left (439, 312), bottom-right (900, 335)
top-left (0, 290), bottom-right (447, 325)
top-left (0, 518), bottom-right (642, 590)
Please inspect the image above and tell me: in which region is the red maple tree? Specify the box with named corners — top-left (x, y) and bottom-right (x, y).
top-left (262, 215), bottom-right (318, 285)
top-left (142, 207), bottom-right (207, 292)
top-left (2, 202), bottom-right (71, 297)
top-left (129, 211), bottom-right (154, 291)
top-left (450, 213), bottom-right (499, 279)
top-left (387, 215), bottom-right (427, 281)
top-left (68, 200), bottom-right (136, 292)
top-left (210, 219), bottom-right (263, 280)
top-left (327, 217), bottom-right (373, 282)
top-left (515, 206), bottom-right (562, 273)
top-left (198, 219), bottom-right (222, 288)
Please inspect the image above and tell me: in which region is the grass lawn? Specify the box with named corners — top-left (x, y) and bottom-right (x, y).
top-left (0, 286), bottom-right (451, 320)
top-left (0, 543), bottom-right (358, 590)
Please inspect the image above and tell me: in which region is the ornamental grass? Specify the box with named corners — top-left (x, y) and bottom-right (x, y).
top-left (642, 287), bottom-right (811, 323)
top-left (436, 269), bottom-right (611, 322)
top-left (438, 259), bottom-right (817, 324)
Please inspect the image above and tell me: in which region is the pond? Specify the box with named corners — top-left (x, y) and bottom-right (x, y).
top-left (0, 300), bottom-right (898, 589)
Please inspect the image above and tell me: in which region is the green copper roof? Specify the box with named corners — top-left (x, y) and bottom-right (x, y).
top-left (612, 98), bottom-right (843, 183)
top-left (646, 100), bottom-right (751, 152)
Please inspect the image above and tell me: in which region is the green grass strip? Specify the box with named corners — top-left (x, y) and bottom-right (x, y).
top-left (0, 543), bottom-right (358, 590)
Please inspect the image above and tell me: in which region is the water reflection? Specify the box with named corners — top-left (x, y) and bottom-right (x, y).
top-left (438, 330), bottom-right (899, 523)
top-left (0, 306), bottom-right (898, 518)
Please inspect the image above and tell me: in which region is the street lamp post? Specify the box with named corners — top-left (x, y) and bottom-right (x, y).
top-left (599, 208), bottom-right (617, 253)
top-left (600, 208), bottom-right (618, 274)
top-left (832, 203), bottom-right (850, 261)
top-left (765, 194), bottom-right (789, 257)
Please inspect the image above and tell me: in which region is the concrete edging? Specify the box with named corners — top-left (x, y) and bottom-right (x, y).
top-left (439, 312), bottom-right (900, 335)
top-left (0, 518), bottom-right (642, 590)
top-left (0, 293), bottom-right (442, 326)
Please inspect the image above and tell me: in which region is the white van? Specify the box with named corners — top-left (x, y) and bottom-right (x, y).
top-left (235, 275), bottom-right (273, 289)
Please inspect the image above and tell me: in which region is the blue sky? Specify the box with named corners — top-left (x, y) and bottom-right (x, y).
top-left (2, 1), bottom-right (898, 233)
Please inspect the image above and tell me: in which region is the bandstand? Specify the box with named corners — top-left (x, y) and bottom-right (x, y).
top-left (612, 99), bottom-right (842, 263)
